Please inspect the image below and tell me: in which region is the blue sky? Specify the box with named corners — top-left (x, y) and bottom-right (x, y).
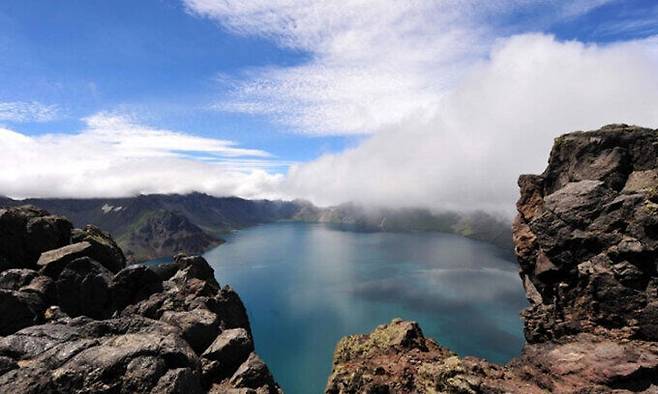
top-left (1, 0), bottom-right (658, 208)
top-left (0, 0), bottom-right (354, 163)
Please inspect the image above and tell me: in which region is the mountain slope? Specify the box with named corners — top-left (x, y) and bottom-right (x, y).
top-left (116, 209), bottom-right (223, 262)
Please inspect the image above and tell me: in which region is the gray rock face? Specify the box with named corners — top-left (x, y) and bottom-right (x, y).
top-left (0, 268), bottom-right (39, 290)
top-left (0, 268), bottom-right (53, 335)
top-left (203, 328), bottom-right (254, 374)
top-left (71, 225), bottom-right (126, 273)
top-left (228, 353), bottom-right (279, 392)
top-left (0, 205), bottom-right (281, 393)
top-left (514, 124), bottom-right (658, 342)
top-left (37, 241), bottom-right (94, 277)
top-left (110, 264), bottom-right (163, 312)
top-left (0, 317), bottom-right (200, 393)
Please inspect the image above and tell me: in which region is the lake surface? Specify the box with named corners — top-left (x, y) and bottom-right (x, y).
top-left (203, 222), bottom-right (527, 394)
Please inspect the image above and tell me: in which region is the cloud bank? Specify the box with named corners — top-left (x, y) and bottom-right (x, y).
top-left (186, 1), bottom-right (658, 212)
top-left (285, 35), bottom-right (658, 211)
top-left (0, 113), bottom-right (284, 199)
top-left (5, 1), bottom-right (658, 212)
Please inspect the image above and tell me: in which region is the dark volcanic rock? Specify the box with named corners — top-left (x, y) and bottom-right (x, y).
top-left (71, 224), bottom-right (126, 273)
top-left (0, 269), bottom-right (54, 335)
top-left (37, 241), bottom-right (94, 278)
top-left (227, 352), bottom-right (279, 392)
top-left (515, 124), bottom-right (658, 342)
top-left (110, 264), bottom-right (163, 312)
top-left (55, 257), bottom-right (114, 319)
top-left (0, 289), bottom-right (46, 336)
top-left (161, 308), bottom-right (221, 354)
top-left (0, 206), bottom-right (280, 393)
top-left (0, 206), bottom-right (72, 270)
top-left (38, 227), bottom-right (126, 277)
top-left (202, 328), bottom-right (254, 374)
top-left (0, 268), bottom-right (39, 290)
top-left (326, 124), bottom-right (658, 393)
top-left (0, 316), bottom-right (201, 393)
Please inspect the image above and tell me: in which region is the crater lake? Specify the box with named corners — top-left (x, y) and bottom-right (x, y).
top-left (202, 222), bottom-right (527, 393)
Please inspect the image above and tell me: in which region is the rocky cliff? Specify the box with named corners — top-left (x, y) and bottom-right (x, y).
top-left (0, 206), bottom-right (280, 393)
top-left (326, 124), bottom-right (658, 393)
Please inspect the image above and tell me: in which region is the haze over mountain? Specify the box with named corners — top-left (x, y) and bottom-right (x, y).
top-left (0, 194), bottom-right (512, 262)
top-left (2, 1), bottom-right (658, 213)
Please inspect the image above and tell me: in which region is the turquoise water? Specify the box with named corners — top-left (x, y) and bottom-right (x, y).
top-left (202, 222), bottom-right (527, 393)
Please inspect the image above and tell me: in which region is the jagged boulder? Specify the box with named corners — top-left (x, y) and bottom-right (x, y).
top-left (38, 235), bottom-right (125, 278)
top-left (110, 264), bottom-right (163, 312)
top-left (71, 225), bottom-right (126, 273)
top-left (0, 268), bottom-right (54, 335)
top-left (0, 289), bottom-right (47, 336)
top-left (161, 308), bottom-right (221, 354)
top-left (0, 206), bottom-right (72, 270)
top-left (0, 316), bottom-right (202, 393)
top-left (37, 241), bottom-right (95, 277)
top-left (514, 124), bottom-right (658, 342)
top-left (225, 353), bottom-right (280, 393)
top-left (55, 257), bottom-right (114, 319)
top-left (202, 328), bottom-right (254, 374)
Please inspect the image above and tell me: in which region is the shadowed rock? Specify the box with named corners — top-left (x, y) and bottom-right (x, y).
top-left (71, 225), bottom-right (126, 273)
top-left (0, 289), bottom-right (46, 336)
top-left (0, 206), bottom-right (72, 270)
top-left (110, 264), bottom-right (163, 312)
top-left (55, 257), bottom-right (114, 319)
top-left (0, 206), bottom-right (281, 393)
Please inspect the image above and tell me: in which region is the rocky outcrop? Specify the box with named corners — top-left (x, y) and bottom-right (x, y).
top-left (326, 124), bottom-right (658, 393)
top-left (514, 124), bottom-right (658, 343)
top-left (0, 206), bottom-right (281, 393)
top-left (0, 206), bottom-right (72, 270)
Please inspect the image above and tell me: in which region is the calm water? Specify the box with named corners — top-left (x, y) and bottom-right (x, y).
top-left (202, 222), bottom-right (527, 394)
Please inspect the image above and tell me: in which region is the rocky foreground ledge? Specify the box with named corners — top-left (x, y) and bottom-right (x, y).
top-left (326, 124), bottom-right (658, 393)
top-left (0, 206), bottom-right (280, 393)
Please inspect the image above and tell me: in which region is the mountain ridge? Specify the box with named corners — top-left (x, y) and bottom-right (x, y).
top-left (0, 194), bottom-right (513, 262)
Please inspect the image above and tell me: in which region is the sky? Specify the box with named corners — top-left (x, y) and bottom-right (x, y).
top-left (1, 0), bottom-right (658, 213)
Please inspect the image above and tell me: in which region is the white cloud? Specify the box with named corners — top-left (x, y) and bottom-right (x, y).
top-left (9, 0), bottom-right (654, 214)
top-left (284, 34), bottom-right (658, 212)
top-left (0, 101), bottom-right (59, 123)
top-left (186, 0), bottom-right (614, 134)
top-left (0, 113), bottom-right (285, 199)
top-left (182, 1), bottom-right (658, 213)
